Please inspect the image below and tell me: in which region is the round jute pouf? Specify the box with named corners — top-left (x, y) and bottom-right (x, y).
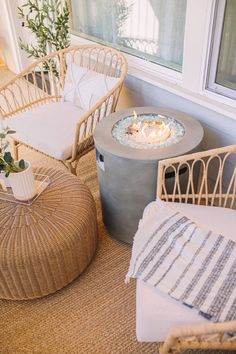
top-left (0, 167), bottom-right (98, 300)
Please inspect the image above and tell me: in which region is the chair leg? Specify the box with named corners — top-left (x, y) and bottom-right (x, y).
top-left (65, 160), bottom-right (79, 175)
top-left (160, 336), bottom-right (181, 354)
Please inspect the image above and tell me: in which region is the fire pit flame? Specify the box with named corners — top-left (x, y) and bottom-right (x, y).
top-left (111, 112), bottom-right (185, 149)
top-left (127, 111), bottom-right (171, 144)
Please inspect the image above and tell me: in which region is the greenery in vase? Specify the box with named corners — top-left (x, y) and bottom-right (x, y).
top-left (0, 128), bottom-right (25, 176)
top-left (18, 0), bottom-right (70, 73)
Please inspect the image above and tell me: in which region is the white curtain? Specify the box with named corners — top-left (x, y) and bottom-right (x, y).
top-left (71, 0), bottom-right (187, 72)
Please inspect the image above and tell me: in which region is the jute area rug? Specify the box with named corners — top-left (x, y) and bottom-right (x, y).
top-left (0, 67), bottom-right (227, 354)
top-left (0, 144), bottom-right (160, 354)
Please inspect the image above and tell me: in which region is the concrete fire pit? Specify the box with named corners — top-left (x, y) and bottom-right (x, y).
top-left (94, 107), bottom-right (204, 244)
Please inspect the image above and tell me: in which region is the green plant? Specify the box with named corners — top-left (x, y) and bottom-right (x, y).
top-left (18, 0), bottom-right (70, 63)
top-left (0, 128), bottom-right (25, 176)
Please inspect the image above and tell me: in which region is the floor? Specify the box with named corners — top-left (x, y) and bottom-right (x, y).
top-left (0, 67), bottom-right (160, 353)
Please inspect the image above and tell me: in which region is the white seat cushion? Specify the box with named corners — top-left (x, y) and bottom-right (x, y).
top-left (6, 102), bottom-right (85, 160)
top-left (136, 201), bottom-right (236, 342)
top-left (63, 62), bottom-right (119, 111)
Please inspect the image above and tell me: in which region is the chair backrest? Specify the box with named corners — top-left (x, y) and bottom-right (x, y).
top-left (157, 145), bottom-right (236, 209)
top-left (158, 146), bottom-right (236, 353)
top-left (0, 45), bottom-right (127, 118)
top-left (34, 45), bottom-right (127, 98)
top-left (61, 45), bottom-right (126, 84)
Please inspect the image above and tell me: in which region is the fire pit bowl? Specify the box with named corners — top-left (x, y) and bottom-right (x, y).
top-left (94, 107), bottom-right (204, 244)
top-left (112, 112), bottom-right (185, 148)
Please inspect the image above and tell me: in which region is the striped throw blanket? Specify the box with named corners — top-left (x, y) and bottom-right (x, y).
top-left (126, 201), bottom-right (236, 322)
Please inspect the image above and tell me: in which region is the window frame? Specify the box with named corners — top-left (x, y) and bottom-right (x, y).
top-left (207, 0), bottom-right (236, 100)
top-left (69, 0), bottom-right (236, 120)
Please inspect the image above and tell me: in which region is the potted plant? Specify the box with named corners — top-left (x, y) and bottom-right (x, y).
top-left (18, 0), bottom-right (70, 83)
top-left (0, 127), bottom-right (36, 201)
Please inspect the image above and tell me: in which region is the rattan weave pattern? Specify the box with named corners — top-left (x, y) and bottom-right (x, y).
top-left (0, 167), bottom-right (98, 300)
top-left (0, 45), bottom-right (127, 174)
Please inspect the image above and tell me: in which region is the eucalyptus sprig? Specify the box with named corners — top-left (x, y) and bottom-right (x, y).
top-left (0, 128), bottom-right (25, 177)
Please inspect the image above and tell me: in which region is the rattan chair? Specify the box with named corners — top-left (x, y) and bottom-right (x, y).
top-left (0, 45), bottom-right (127, 174)
top-left (156, 145), bottom-right (236, 353)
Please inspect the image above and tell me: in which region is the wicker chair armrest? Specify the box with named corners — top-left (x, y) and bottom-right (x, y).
top-left (0, 52), bottom-right (65, 118)
top-left (160, 320), bottom-right (236, 354)
top-left (69, 80), bottom-right (123, 162)
top-left (0, 73), bottom-right (59, 119)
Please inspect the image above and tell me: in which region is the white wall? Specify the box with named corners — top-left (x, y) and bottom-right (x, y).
top-left (0, 0), bottom-right (33, 72)
top-left (0, 0), bottom-right (22, 72)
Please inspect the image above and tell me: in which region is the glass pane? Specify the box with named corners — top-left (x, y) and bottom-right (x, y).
top-left (216, 0), bottom-right (236, 91)
top-left (70, 0), bottom-right (187, 72)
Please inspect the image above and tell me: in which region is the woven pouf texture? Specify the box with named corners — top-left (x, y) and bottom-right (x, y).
top-left (0, 167), bottom-right (98, 300)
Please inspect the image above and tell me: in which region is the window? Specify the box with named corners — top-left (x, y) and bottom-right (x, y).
top-left (70, 0), bottom-right (187, 72)
top-left (207, 0), bottom-right (236, 99)
top-left (68, 0), bottom-right (236, 117)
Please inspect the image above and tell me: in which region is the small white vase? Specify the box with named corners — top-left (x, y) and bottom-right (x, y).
top-left (0, 172), bottom-right (11, 189)
top-left (9, 161), bottom-right (37, 201)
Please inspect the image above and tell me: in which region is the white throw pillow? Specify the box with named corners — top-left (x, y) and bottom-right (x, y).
top-left (63, 62), bottom-right (119, 111)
